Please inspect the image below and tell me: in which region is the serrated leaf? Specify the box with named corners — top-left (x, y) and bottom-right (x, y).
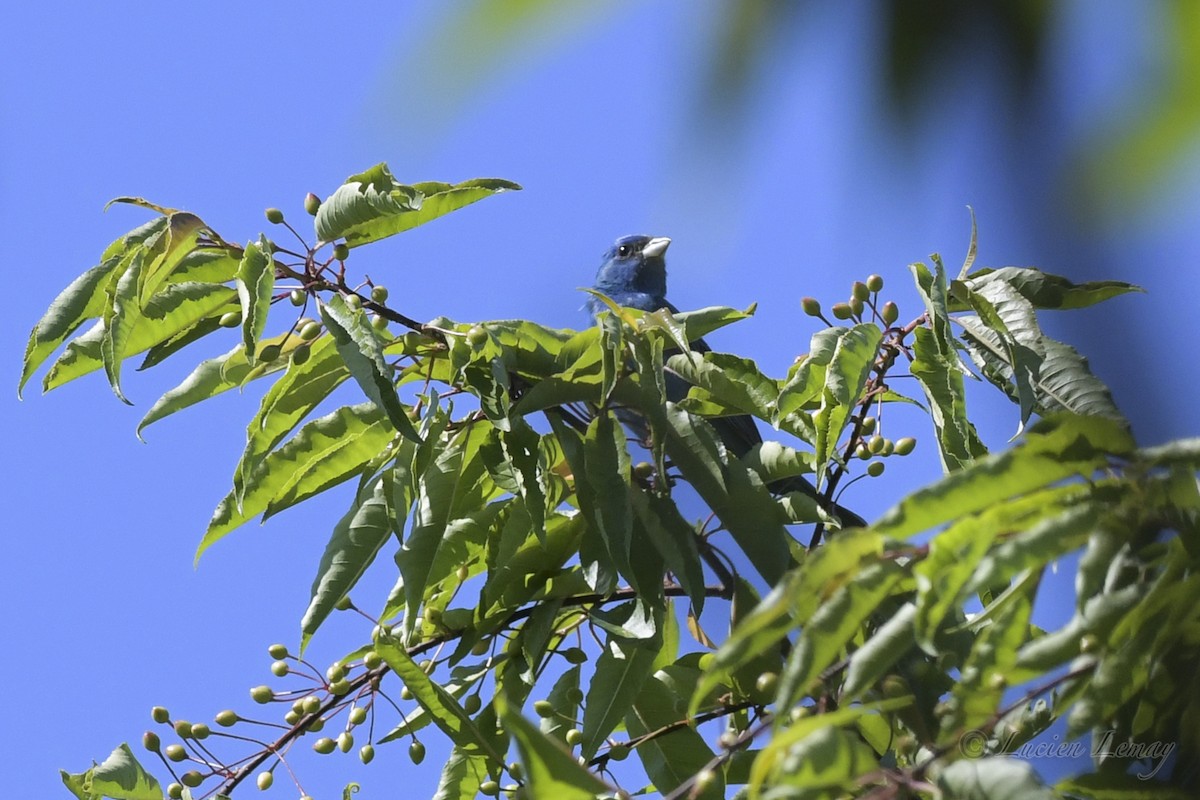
top-left (198, 402), bottom-right (393, 560)
top-left (236, 236), bottom-right (275, 362)
top-left (136, 211), bottom-right (206, 304)
top-left (813, 323), bottom-right (881, 485)
top-left (320, 295), bottom-right (420, 443)
top-left (60, 743), bottom-right (162, 800)
top-left (233, 333), bottom-right (348, 503)
top-left (842, 602), bottom-right (918, 700)
top-left (962, 266), bottom-right (1142, 311)
top-left (315, 163), bottom-right (520, 246)
top-left (630, 487), bottom-right (705, 613)
top-left (581, 635), bottom-right (660, 759)
top-left (431, 746), bottom-right (491, 800)
top-left (300, 473), bottom-right (395, 651)
top-left (99, 249), bottom-right (145, 403)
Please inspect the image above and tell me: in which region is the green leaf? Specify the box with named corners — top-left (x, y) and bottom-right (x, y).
top-left (198, 402), bottom-right (394, 560)
top-left (539, 666), bottom-right (582, 741)
top-left (962, 266), bottom-right (1142, 311)
top-left (842, 602), bottom-right (918, 700)
top-left (60, 743), bottom-right (162, 800)
top-left (135, 211), bottom-right (207, 304)
top-left (46, 283), bottom-right (238, 396)
top-left (99, 249), bottom-right (146, 403)
top-left (300, 473), bottom-right (395, 652)
top-left (1030, 337), bottom-right (1126, 422)
top-left (812, 323), bottom-right (881, 484)
top-left (1055, 772), bottom-right (1196, 800)
top-left (500, 418), bottom-right (547, 542)
top-left (936, 756), bottom-right (1057, 800)
top-left (776, 327), bottom-right (846, 422)
top-left (320, 295), bottom-right (421, 443)
top-left (431, 746), bottom-right (491, 800)
top-left (375, 637), bottom-right (504, 759)
top-left (626, 673), bottom-right (722, 800)
top-left (913, 258), bottom-right (988, 469)
top-left (582, 413), bottom-right (635, 586)
top-left (232, 333), bottom-right (349, 504)
top-left (663, 405), bottom-right (791, 584)
top-left (667, 351), bottom-right (778, 420)
top-left (777, 559), bottom-right (906, 707)
top-left (235, 236), bottom-right (275, 363)
top-left (873, 413), bottom-right (1135, 540)
top-left (497, 694), bottom-right (611, 800)
top-left (630, 487), bottom-right (706, 613)
top-left (581, 636), bottom-right (660, 759)
top-left (913, 513), bottom-right (1003, 653)
top-left (315, 163), bottom-right (520, 246)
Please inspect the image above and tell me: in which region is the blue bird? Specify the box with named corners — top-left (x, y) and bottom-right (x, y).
top-left (588, 234), bottom-right (866, 529)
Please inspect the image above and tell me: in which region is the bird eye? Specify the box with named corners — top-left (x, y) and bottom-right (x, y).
top-left (617, 244), bottom-right (632, 258)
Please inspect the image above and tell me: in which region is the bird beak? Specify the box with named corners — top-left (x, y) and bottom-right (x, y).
top-left (642, 237), bottom-right (671, 258)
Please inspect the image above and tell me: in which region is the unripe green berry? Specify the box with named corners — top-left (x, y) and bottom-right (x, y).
top-left (755, 671), bottom-right (778, 694)
top-left (256, 771), bottom-right (273, 790)
top-left (894, 437), bottom-right (916, 456)
top-left (866, 274), bottom-right (884, 292)
top-left (852, 281), bottom-right (870, 301)
top-left (533, 700), bottom-right (555, 718)
top-left (349, 706), bottom-right (368, 726)
top-left (371, 285), bottom-right (389, 303)
top-left (214, 710), bottom-right (238, 727)
top-left (859, 416), bottom-right (877, 434)
top-left (881, 301), bottom-right (899, 325)
top-left (880, 438), bottom-right (895, 456)
top-left (306, 715), bottom-right (325, 733)
top-left (632, 462), bottom-right (654, 480)
top-left (167, 783), bottom-right (184, 799)
top-left (330, 679), bottom-right (351, 696)
top-left (1079, 634), bottom-right (1100, 654)
top-left (258, 344), bottom-right (282, 362)
top-left (400, 686), bottom-right (413, 701)
top-left (143, 731), bottom-right (161, 752)
top-left (267, 643), bottom-right (288, 659)
top-left (480, 780), bottom-right (500, 796)
top-left (371, 314), bottom-right (388, 330)
top-left (566, 687), bottom-right (584, 705)
top-left (456, 564), bottom-right (470, 582)
top-left (313, 736), bottom-right (337, 755)
top-left (299, 321), bottom-right (322, 341)
top-left (291, 345), bottom-right (311, 366)
top-left (718, 730), bottom-right (739, 749)
top-left (265, 208), bottom-right (284, 224)
top-left (338, 732), bottom-right (354, 753)
top-left (868, 435), bottom-right (885, 454)
top-left (271, 660), bottom-right (289, 677)
top-left (563, 647), bottom-right (588, 664)
top-left (424, 606), bottom-right (442, 626)
top-left (409, 740), bottom-right (426, 764)
top-left (565, 728), bottom-right (583, 746)
top-left (867, 461), bottom-right (885, 477)
top-left (181, 770), bottom-right (203, 788)
top-left (507, 762), bottom-right (523, 779)
top-left (467, 325), bottom-right (488, 346)
top-left (174, 720), bottom-right (193, 739)
top-left (420, 659), bottom-right (434, 674)
top-left (855, 444), bottom-right (871, 459)
top-left (363, 650), bottom-right (381, 669)
top-left (326, 663), bottom-right (345, 682)
top-left (302, 695), bottom-right (322, 715)
top-left (345, 293), bottom-right (362, 309)
top-left (694, 769), bottom-right (716, 791)
top-left (219, 310), bottom-right (242, 328)
top-left (165, 743), bottom-right (187, 762)
top-left (250, 685), bottom-right (274, 704)
top-left (801, 297), bottom-right (821, 317)
top-left (332, 243), bottom-right (349, 261)
top-left (284, 710), bottom-right (301, 725)
top-left (152, 706), bottom-right (170, 724)
top-left (304, 192), bottom-right (321, 216)
top-left (608, 743), bottom-right (630, 761)
top-left (831, 302), bottom-right (853, 320)
top-left (849, 296), bottom-right (864, 316)
top-left (191, 723), bottom-right (210, 740)
top-left (289, 289), bottom-right (306, 307)
top-left (462, 694), bottom-right (482, 714)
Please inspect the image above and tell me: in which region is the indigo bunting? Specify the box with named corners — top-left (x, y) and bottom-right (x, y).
top-left (588, 234), bottom-right (866, 529)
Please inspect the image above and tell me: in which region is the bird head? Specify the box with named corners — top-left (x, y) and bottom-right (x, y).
top-left (590, 234), bottom-right (672, 314)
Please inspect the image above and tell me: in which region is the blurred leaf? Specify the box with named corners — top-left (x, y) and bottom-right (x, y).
top-left (626, 673), bottom-right (722, 800)
top-left (961, 267), bottom-right (1142, 311)
top-left (937, 756), bottom-right (1057, 800)
top-left (315, 163), bottom-right (519, 246)
top-left (842, 602), bottom-right (918, 700)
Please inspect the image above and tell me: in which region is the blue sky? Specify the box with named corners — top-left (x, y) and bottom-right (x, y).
top-left (4, 3), bottom-right (1198, 798)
